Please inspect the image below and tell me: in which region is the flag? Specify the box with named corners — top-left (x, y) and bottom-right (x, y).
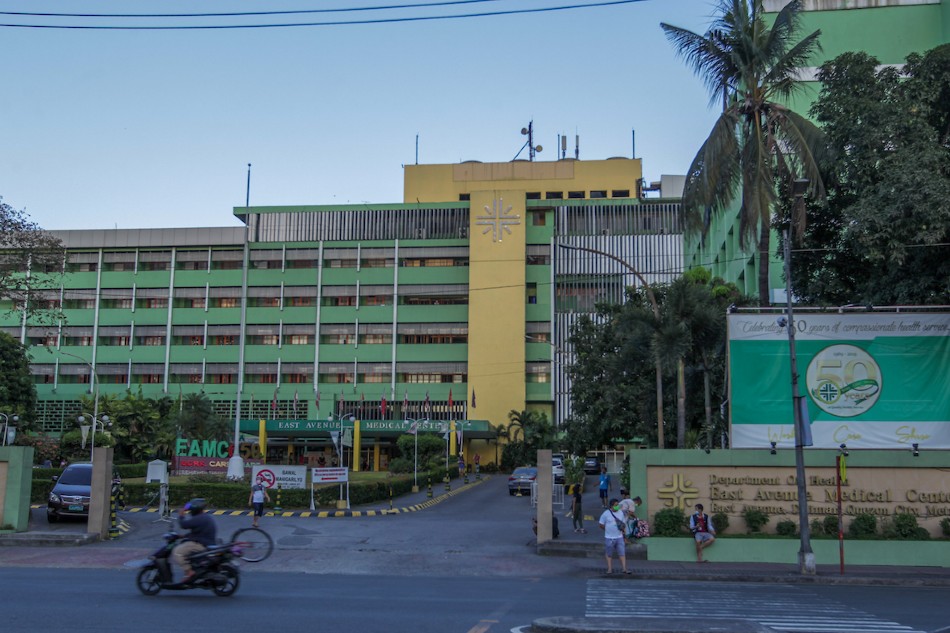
top-left (271, 389), bottom-right (278, 413)
top-left (359, 392), bottom-right (365, 418)
top-left (381, 394), bottom-right (387, 419)
top-left (293, 390), bottom-right (299, 419)
top-left (403, 391), bottom-right (409, 416)
top-left (338, 394), bottom-right (344, 415)
top-left (248, 393), bottom-right (255, 418)
top-left (448, 389), bottom-right (453, 413)
top-left (407, 420), bottom-right (418, 435)
top-left (457, 430), bottom-right (463, 447)
top-left (471, 389), bottom-right (476, 409)
top-left (315, 388), bottom-right (320, 411)
top-left (178, 385), bottom-right (183, 413)
top-left (424, 391), bottom-right (430, 414)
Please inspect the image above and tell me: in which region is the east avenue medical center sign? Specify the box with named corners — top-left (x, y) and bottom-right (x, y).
top-left (728, 312), bottom-right (950, 449)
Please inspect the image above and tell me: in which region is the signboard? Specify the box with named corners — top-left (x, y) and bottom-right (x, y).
top-left (312, 467), bottom-right (348, 483)
top-left (252, 465), bottom-right (307, 490)
top-left (728, 312), bottom-right (950, 449)
top-left (173, 456), bottom-right (262, 475)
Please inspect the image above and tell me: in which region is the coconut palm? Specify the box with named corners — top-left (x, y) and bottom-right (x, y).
top-left (662, 0), bottom-right (826, 305)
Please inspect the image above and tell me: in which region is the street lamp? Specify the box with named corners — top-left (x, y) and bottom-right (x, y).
top-left (77, 412), bottom-right (111, 462)
top-left (0, 413), bottom-right (19, 446)
top-left (783, 177), bottom-right (816, 576)
top-left (405, 417), bottom-right (429, 490)
top-left (557, 242), bottom-right (666, 448)
top-left (327, 413), bottom-right (355, 468)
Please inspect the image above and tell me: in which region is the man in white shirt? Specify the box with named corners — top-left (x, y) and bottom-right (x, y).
top-left (598, 498), bottom-right (630, 574)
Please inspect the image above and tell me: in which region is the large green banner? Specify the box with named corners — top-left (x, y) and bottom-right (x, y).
top-left (728, 312), bottom-right (950, 449)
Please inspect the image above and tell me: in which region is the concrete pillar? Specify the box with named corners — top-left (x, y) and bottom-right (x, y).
top-left (87, 447), bottom-right (114, 540)
top-left (536, 448), bottom-right (553, 544)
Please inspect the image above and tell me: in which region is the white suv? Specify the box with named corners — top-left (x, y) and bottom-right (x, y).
top-left (552, 456), bottom-right (565, 484)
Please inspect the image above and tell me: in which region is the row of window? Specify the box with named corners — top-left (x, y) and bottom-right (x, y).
top-left (63, 256), bottom-right (473, 274)
top-left (40, 371), bottom-right (478, 385)
top-left (35, 333), bottom-right (468, 347)
top-left (49, 293), bottom-right (470, 311)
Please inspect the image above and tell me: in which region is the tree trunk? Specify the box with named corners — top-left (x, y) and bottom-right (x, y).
top-left (757, 221), bottom-right (772, 306)
top-left (703, 365), bottom-right (712, 450)
top-left (655, 360), bottom-right (664, 449)
top-left (677, 358), bottom-right (686, 448)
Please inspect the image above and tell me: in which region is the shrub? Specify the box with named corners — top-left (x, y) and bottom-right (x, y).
top-left (810, 519), bottom-right (825, 536)
top-left (387, 457), bottom-right (413, 474)
top-left (882, 513), bottom-right (930, 541)
top-left (941, 518), bottom-right (950, 538)
top-left (775, 520), bottom-right (797, 537)
top-left (653, 507), bottom-right (688, 537)
top-left (848, 513), bottom-right (878, 539)
top-left (822, 515), bottom-right (840, 536)
top-left (741, 507), bottom-right (769, 533)
top-left (712, 512), bottom-right (729, 535)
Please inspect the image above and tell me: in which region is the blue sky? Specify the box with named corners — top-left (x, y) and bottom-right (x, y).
top-left (1, 0), bottom-right (719, 230)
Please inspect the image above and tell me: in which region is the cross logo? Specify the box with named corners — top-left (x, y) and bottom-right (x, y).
top-left (476, 198), bottom-right (520, 242)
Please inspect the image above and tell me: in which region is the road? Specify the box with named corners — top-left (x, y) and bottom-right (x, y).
top-left (3, 476), bottom-right (948, 633)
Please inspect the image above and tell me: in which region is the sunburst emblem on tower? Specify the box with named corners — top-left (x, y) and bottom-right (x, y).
top-left (476, 198), bottom-right (520, 242)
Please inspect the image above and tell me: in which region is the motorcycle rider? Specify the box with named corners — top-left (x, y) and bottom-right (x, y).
top-left (172, 498), bottom-right (218, 583)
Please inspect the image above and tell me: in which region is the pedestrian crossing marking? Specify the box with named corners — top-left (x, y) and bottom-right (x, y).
top-left (585, 580), bottom-right (924, 633)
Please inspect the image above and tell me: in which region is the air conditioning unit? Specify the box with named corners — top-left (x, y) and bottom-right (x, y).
top-left (458, 226), bottom-right (468, 238)
top-left (416, 228), bottom-right (427, 239)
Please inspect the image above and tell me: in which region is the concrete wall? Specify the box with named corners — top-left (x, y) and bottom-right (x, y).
top-left (0, 446), bottom-right (36, 532)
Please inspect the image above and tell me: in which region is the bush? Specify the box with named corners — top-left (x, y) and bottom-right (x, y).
top-left (941, 518), bottom-right (950, 538)
top-left (387, 457), bottom-right (414, 474)
top-left (810, 519), bottom-right (825, 536)
top-left (741, 507), bottom-right (769, 533)
top-left (823, 515), bottom-right (840, 536)
top-left (653, 507), bottom-right (688, 537)
top-left (848, 513), bottom-right (878, 539)
top-left (712, 512), bottom-right (729, 534)
top-left (775, 520), bottom-right (797, 537)
top-left (882, 513), bottom-right (930, 541)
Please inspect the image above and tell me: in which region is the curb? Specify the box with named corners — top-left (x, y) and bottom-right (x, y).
top-left (530, 616), bottom-right (775, 633)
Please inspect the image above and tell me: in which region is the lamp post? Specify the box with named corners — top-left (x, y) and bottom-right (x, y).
top-left (54, 350), bottom-right (104, 461)
top-left (78, 412), bottom-right (111, 463)
top-left (0, 413), bottom-right (19, 446)
top-left (557, 242), bottom-right (666, 448)
top-left (327, 413), bottom-right (354, 468)
top-left (784, 177), bottom-right (815, 576)
top-left (405, 417), bottom-right (428, 490)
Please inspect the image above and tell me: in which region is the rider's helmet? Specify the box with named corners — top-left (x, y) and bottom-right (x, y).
top-left (184, 498), bottom-right (206, 515)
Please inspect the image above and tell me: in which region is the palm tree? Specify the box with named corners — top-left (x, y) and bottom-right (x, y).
top-left (662, 0), bottom-right (826, 305)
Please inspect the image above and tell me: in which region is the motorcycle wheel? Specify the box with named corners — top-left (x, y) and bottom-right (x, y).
top-left (212, 564), bottom-right (240, 597)
top-left (136, 566), bottom-right (163, 596)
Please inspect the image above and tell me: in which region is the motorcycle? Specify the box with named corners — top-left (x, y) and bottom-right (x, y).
top-left (136, 532), bottom-right (242, 597)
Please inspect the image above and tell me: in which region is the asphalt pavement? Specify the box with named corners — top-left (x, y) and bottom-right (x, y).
top-left (3, 472), bottom-right (949, 590)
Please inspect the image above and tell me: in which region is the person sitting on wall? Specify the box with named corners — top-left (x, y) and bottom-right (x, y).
top-left (690, 503), bottom-right (716, 563)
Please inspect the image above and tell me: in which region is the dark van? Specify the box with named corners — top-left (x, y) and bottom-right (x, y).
top-left (47, 463), bottom-right (93, 522)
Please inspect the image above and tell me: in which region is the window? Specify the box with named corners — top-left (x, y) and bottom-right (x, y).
top-left (250, 296), bottom-right (280, 308)
top-left (361, 295), bottom-right (390, 307)
top-left (177, 261), bottom-right (208, 271)
top-left (208, 374), bottom-right (235, 384)
top-left (568, 191), bottom-right (585, 199)
top-left (283, 373), bottom-right (308, 384)
top-left (138, 336), bottom-right (165, 346)
top-left (210, 335), bottom-right (236, 346)
top-left (140, 298), bottom-right (168, 309)
top-left (211, 260), bottom-right (242, 270)
top-left (214, 297), bottom-right (239, 308)
top-left (288, 296), bottom-right (313, 307)
top-left (458, 193), bottom-right (470, 201)
top-left (545, 192), bottom-right (563, 199)
top-left (590, 190), bottom-right (607, 198)
top-left (526, 192), bottom-right (541, 200)
top-left (139, 261), bottom-right (170, 271)
top-left (326, 296), bottom-right (357, 307)
top-left (399, 333), bottom-right (466, 344)
top-left (189, 336), bottom-right (204, 346)
top-left (321, 334), bottom-right (355, 345)
top-left (532, 211), bottom-right (546, 226)
top-left (323, 373), bottom-right (353, 384)
top-left (526, 283), bottom-right (537, 304)
top-left (102, 298), bottom-right (133, 309)
top-left (287, 334), bottom-right (310, 345)
top-left (361, 258), bottom-right (395, 268)
top-left (611, 190), bottom-right (630, 198)
top-left (64, 336), bottom-right (93, 346)
top-left (361, 334), bottom-right (393, 345)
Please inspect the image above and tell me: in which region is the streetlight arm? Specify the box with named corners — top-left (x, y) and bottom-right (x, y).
top-left (557, 243), bottom-right (660, 318)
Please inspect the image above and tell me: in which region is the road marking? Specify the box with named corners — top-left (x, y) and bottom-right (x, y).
top-left (585, 580), bottom-right (924, 633)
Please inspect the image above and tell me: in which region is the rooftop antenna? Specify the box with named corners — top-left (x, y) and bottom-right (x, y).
top-left (561, 134), bottom-right (567, 159)
top-left (513, 120), bottom-right (542, 161)
top-left (575, 132), bottom-right (579, 160)
top-left (415, 134), bottom-right (419, 165)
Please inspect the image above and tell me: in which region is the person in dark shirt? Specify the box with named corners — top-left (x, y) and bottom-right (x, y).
top-left (172, 498), bottom-right (218, 582)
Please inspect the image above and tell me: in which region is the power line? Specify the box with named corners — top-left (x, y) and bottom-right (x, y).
top-left (0, 0), bottom-right (503, 18)
top-left (0, 0), bottom-right (642, 30)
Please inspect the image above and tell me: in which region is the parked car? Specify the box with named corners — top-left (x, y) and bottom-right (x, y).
top-left (47, 462), bottom-right (93, 522)
top-left (583, 456), bottom-right (601, 475)
top-left (552, 457), bottom-right (565, 484)
top-left (507, 466), bottom-right (538, 496)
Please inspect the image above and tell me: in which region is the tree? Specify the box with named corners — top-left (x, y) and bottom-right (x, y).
top-left (662, 0), bottom-right (827, 306)
top-left (0, 332), bottom-right (37, 434)
top-left (0, 199), bottom-right (65, 323)
top-left (790, 47), bottom-right (950, 305)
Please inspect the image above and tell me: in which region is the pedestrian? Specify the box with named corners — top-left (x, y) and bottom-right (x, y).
top-left (458, 454), bottom-right (465, 478)
top-left (571, 484), bottom-right (586, 533)
top-left (690, 503), bottom-right (716, 562)
top-left (248, 475), bottom-right (271, 528)
top-left (618, 489), bottom-right (636, 537)
top-left (598, 466), bottom-right (611, 508)
top-left (598, 498), bottom-right (630, 574)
